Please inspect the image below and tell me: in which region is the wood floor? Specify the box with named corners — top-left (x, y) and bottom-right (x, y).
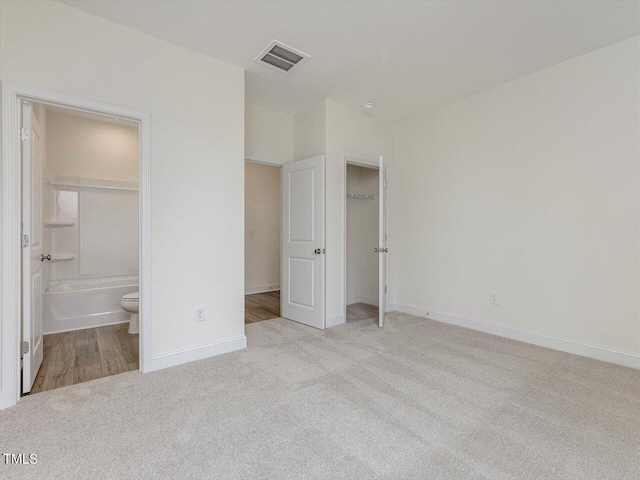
top-left (245, 290), bottom-right (280, 323)
top-left (29, 323), bottom-right (138, 395)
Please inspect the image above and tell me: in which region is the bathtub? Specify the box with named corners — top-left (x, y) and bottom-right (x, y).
top-left (43, 275), bottom-right (138, 334)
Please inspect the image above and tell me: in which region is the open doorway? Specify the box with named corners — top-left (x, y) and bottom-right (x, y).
top-left (1, 83), bottom-right (151, 409)
top-left (244, 155), bottom-right (326, 329)
top-left (244, 160), bottom-right (282, 323)
top-left (21, 102), bottom-right (141, 395)
top-left (345, 162), bottom-right (380, 323)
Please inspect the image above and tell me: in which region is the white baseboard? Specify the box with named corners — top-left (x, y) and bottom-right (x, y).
top-left (151, 335), bottom-right (247, 372)
top-left (245, 284), bottom-right (280, 295)
top-left (347, 295), bottom-right (379, 307)
top-left (326, 314), bottom-right (345, 328)
top-left (390, 303), bottom-right (640, 370)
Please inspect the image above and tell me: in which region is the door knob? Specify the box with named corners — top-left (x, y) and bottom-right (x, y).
top-left (384, 248), bottom-right (388, 253)
top-left (41, 254), bottom-right (51, 262)
top-left (314, 249), bottom-right (321, 254)
top-left (374, 248), bottom-right (379, 253)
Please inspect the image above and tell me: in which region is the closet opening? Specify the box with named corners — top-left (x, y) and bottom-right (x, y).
top-left (345, 160), bottom-right (380, 323)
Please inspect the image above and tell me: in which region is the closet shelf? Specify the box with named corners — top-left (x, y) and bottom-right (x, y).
top-left (46, 220), bottom-right (75, 228)
top-left (49, 254), bottom-right (75, 263)
top-left (347, 193), bottom-right (375, 200)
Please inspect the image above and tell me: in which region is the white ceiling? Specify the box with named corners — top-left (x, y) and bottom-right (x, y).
top-left (61, 0), bottom-right (640, 121)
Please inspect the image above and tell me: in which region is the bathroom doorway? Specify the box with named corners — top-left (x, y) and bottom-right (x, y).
top-left (1, 83), bottom-right (151, 408)
top-left (244, 159), bottom-right (282, 324)
top-left (22, 102), bottom-right (140, 394)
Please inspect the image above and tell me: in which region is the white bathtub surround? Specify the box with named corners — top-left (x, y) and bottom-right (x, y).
top-left (40, 175), bottom-right (140, 334)
top-left (46, 175), bottom-right (139, 281)
top-left (43, 276), bottom-right (138, 334)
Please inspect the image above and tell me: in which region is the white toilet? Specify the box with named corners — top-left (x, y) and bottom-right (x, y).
top-left (121, 292), bottom-right (139, 334)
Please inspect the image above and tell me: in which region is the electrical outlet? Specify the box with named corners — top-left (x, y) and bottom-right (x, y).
top-left (490, 292), bottom-right (499, 305)
top-left (195, 306), bottom-right (206, 322)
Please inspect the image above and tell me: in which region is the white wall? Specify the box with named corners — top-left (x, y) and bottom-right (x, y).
top-left (0, 0), bottom-right (245, 388)
top-left (46, 111), bottom-right (139, 182)
top-left (293, 101), bottom-right (326, 161)
top-left (346, 164), bottom-right (379, 305)
top-left (392, 37), bottom-right (640, 358)
top-left (245, 104), bottom-right (293, 164)
top-left (245, 162), bottom-right (280, 293)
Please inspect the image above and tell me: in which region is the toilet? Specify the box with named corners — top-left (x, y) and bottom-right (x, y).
top-left (121, 292), bottom-right (139, 334)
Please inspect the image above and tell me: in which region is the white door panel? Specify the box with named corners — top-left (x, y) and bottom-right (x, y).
top-left (282, 156), bottom-right (325, 329)
top-left (22, 103), bottom-right (45, 393)
top-left (379, 156), bottom-right (387, 328)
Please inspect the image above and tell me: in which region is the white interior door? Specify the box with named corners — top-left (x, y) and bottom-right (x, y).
top-left (281, 155), bottom-right (325, 329)
top-left (22, 103), bottom-right (45, 393)
top-left (378, 155), bottom-right (387, 328)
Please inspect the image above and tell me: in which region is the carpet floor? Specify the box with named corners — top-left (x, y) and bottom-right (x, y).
top-left (1, 311), bottom-right (639, 479)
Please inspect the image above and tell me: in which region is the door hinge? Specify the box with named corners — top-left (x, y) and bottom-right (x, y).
top-left (385, 285), bottom-right (388, 293)
top-left (21, 341), bottom-right (29, 355)
top-left (20, 127), bottom-right (30, 142)
top-left (21, 234), bottom-right (30, 248)
top-left (384, 180), bottom-right (387, 189)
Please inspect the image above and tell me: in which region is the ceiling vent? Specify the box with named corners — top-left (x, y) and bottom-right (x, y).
top-left (254, 40), bottom-right (310, 74)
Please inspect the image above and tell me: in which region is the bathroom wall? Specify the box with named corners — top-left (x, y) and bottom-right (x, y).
top-left (245, 162), bottom-right (281, 294)
top-left (46, 110), bottom-right (139, 182)
top-left (43, 109), bottom-right (139, 333)
top-left (346, 164), bottom-right (379, 305)
top-left (45, 109), bottom-right (139, 282)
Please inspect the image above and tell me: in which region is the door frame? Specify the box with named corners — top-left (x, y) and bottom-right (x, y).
top-left (1, 82), bottom-right (152, 410)
top-left (341, 155), bottom-right (382, 326)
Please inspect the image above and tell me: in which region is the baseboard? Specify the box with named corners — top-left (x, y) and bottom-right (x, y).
top-left (326, 314), bottom-right (345, 328)
top-left (347, 295), bottom-right (379, 307)
top-left (390, 303), bottom-right (640, 370)
top-left (151, 335), bottom-right (247, 372)
top-left (245, 284), bottom-right (280, 295)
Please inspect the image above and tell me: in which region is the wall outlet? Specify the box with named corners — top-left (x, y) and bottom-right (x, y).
top-left (490, 292), bottom-right (499, 305)
top-left (195, 306), bottom-right (206, 322)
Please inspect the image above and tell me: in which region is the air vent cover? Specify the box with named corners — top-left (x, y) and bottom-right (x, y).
top-left (255, 40), bottom-right (310, 74)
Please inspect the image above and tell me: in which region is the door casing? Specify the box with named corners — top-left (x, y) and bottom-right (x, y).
top-left (1, 82), bottom-right (151, 410)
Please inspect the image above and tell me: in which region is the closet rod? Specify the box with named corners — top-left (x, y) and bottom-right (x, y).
top-left (346, 193), bottom-right (375, 200)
